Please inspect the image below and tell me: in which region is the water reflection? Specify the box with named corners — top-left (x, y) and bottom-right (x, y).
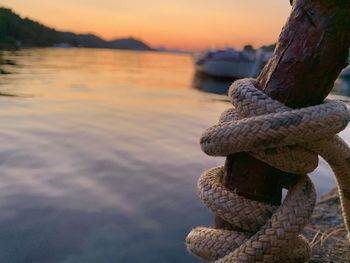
top-left (0, 48), bottom-right (349, 263)
top-left (0, 53), bottom-right (24, 97)
top-left (0, 54), bottom-right (8, 75)
top-left (193, 71), bottom-right (350, 98)
top-left (0, 51), bottom-right (19, 74)
top-left (0, 92), bottom-right (18, 97)
top-left (192, 72), bottom-right (232, 95)
top-left (0, 49), bottom-right (221, 263)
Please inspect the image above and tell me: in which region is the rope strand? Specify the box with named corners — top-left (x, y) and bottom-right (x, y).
top-left (186, 78), bottom-right (350, 262)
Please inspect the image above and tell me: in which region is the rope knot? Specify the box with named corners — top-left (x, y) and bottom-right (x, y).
top-left (186, 78), bottom-right (350, 262)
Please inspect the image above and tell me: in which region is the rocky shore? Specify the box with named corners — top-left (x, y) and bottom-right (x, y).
top-left (304, 189), bottom-right (350, 262)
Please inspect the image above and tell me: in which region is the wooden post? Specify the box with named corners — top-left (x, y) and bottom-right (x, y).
top-left (216, 0), bottom-right (350, 229)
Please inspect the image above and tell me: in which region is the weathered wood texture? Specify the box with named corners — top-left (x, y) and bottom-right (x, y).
top-left (216, 0), bottom-right (350, 228)
top-left (259, 0), bottom-right (350, 108)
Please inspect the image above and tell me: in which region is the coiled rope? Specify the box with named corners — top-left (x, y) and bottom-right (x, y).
top-left (186, 78), bottom-right (350, 262)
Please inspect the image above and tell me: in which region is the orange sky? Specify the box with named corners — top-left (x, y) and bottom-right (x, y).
top-left (0, 0), bottom-right (291, 51)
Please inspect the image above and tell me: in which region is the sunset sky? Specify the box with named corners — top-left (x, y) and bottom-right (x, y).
top-left (0, 0), bottom-right (291, 51)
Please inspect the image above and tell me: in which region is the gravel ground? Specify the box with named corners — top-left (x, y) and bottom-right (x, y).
top-left (304, 189), bottom-right (350, 263)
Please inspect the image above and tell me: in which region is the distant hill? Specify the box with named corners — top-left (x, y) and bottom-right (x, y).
top-left (108, 38), bottom-right (151, 51)
top-left (0, 7), bottom-right (152, 51)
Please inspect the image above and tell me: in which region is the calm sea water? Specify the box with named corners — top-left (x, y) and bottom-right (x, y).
top-left (0, 48), bottom-right (349, 263)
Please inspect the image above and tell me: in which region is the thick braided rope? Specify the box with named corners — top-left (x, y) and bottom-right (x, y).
top-left (186, 79), bottom-right (350, 262)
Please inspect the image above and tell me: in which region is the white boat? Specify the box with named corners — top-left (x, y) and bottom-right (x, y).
top-left (194, 48), bottom-right (272, 79)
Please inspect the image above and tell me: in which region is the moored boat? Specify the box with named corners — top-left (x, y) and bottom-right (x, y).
top-left (194, 48), bottom-right (272, 79)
